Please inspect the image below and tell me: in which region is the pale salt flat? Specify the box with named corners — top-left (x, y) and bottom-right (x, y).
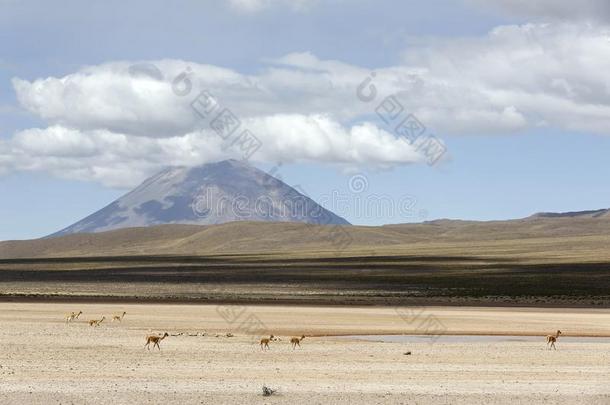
top-left (0, 303), bottom-right (608, 404)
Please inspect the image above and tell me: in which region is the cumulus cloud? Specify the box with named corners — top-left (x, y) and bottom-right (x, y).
top-left (12, 60), bottom-right (231, 138)
top-left (6, 21), bottom-right (610, 186)
top-left (2, 126), bottom-right (226, 187)
top-left (5, 57), bottom-right (431, 186)
top-left (12, 57), bottom-right (375, 138)
top-left (1, 116), bottom-right (422, 188)
top-left (401, 23), bottom-right (610, 134)
top-left (15, 21), bottom-right (610, 142)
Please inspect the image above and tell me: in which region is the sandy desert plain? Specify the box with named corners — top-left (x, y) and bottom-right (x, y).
top-left (0, 302), bottom-right (609, 404)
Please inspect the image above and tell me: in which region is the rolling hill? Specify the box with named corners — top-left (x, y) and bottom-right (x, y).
top-left (1, 210), bottom-right (609, 306)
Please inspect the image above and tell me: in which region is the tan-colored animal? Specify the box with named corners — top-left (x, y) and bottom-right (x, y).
top-left (65, 311), bottom-right (82, 323)
top-left (260, 335), bottom-right (274, 351)
top-left (145, 332), bottom-right (169, 350)
top-left (112, 311), bottom-right (127, 322)
top-left (88, 316), bottom-right (105, 327)
top-left (546, 330), bottom-right (562, 350)
top-left (290, 335), bottom-right (306, 349)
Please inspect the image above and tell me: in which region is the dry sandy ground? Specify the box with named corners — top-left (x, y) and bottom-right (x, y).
top-left (0, 303), bottom-right (609, 404)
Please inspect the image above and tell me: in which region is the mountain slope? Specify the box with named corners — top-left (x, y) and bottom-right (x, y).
top-left (3, 211), bottom-right (610, 259)
top-left (51, 160), bottom-right (349, 237)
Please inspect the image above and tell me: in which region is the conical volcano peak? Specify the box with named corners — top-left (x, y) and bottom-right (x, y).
top-left (51, 160), bottom-right (349, 237)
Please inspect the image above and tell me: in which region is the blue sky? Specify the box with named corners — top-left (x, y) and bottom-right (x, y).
top-left (1, 0), bottom-right (610, 240)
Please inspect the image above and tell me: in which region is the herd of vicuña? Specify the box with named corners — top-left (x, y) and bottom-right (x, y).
top-left (62, 310), bottom-right (564, 351)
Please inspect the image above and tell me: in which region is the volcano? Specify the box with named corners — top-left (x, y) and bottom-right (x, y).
top-left (51, 159), bottom-right (349, 237)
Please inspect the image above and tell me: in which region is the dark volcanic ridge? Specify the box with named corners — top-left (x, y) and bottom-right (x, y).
top-left (529, 208), bottom-right (610, 219)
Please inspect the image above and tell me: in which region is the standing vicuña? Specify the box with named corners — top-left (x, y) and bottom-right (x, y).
top-left (65, 311), bottom-right (82, 323)
top-left (145, 332), bottom-right (169, 350)
top-left (88, 316), bottom-right (105, 327)
top-left (260, 335), bottom-right (274, 351)
top-left (546, 330), bottom-right (562, 350)
top-left (112, 311), bottom-right (127, 322)
top-left (290, 335), bottom-right (305, 349)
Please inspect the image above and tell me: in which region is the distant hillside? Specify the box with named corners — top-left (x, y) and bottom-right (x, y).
top-left (2, 211), bottom-right (610, 306)
top-left (3, 210), bottom-right (610, 259)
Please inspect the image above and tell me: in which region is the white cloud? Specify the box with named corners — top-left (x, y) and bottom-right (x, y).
top-left (1, 116), bottom-right (422, 188)
top-left (401, 23), bottom-right (610, 134)
top-left (7, 21), bottom-right (610, 186)
top-left (12, 60), bottom-right (224, 138)
top-left (7, 58), bottom-right (428, 186)
top-left (15, 21), bottom-right (610, 141)
top-left (2, 126), bottom-right (226, 187)
top-left (246, 114), bottom-right (422, 165)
